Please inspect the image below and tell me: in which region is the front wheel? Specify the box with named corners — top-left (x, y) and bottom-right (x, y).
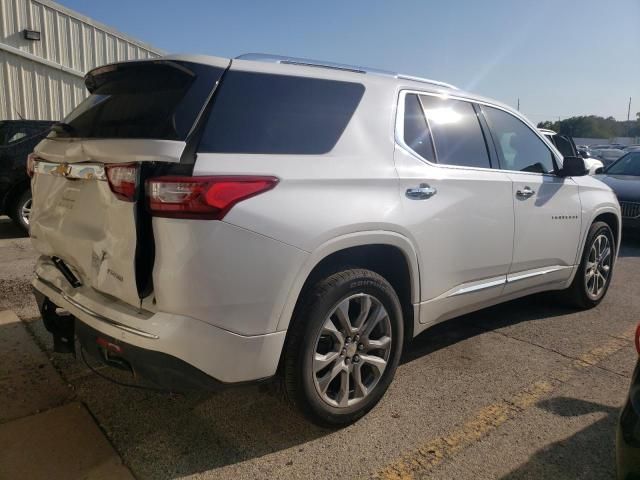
top-left (9, 189), bottom-right (32, 233)
top-left (283, 269), bottom-right (404, 427)
top-left (563, 221), bottom-right (615, 309)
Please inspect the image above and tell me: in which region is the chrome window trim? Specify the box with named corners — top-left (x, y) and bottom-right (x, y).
top-left (394, 89), bottom-right (563, 177)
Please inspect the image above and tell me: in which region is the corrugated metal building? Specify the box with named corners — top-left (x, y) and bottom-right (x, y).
top-left (0, 0), bottom-right (162, 121)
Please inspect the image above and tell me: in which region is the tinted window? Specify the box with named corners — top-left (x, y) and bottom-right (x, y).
top-left (483, 106), bottom-right (556, 173)
top-left (552, 135), bottom-right (576, 157)
top-left (199, 71), bottom-right (365, 154)
top-left (419, 95), bottom-right (491, 168)
top-left (606, 152), bottom-right (640, 176)
top-left (60, 62), bottom-right (224, 140)
top-left (403, 94), bottom-right (435, 161)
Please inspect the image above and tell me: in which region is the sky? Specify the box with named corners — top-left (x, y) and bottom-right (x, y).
top-left (60, 0), bottom-right (640, 123)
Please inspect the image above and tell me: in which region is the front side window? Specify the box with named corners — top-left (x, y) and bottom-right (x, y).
top-left (483, 106), bottom-right (556, 174)
top-left (419, 95), bottom-right (491, 169)
top-left (199, 71), bottom-right (365, 155)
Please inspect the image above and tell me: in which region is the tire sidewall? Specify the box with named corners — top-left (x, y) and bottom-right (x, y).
top-left (577, 222), bottom-right (615, 306)
top-left (295, 271), bottom-right (403, 425)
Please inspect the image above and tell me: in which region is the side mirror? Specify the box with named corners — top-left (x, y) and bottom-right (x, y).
top-left (559, 156), bottom-right (587, 177)
top-left (595, 167), bottom-right (604, 175)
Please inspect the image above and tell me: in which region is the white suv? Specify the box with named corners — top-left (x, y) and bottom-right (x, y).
top-left (29, 54), bottom-right (621, 426)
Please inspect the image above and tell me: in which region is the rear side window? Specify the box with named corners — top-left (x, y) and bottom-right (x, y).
top-left (60, 61), bottom-right (224, 140)
top-left (403, 94), bottom-right (435, 161)
top-left (198, 71), bottom-right (365, 154)
top-left (483, 106), bottom-right (556, 174)
top-left (419, 95), bottom-right (491, 169)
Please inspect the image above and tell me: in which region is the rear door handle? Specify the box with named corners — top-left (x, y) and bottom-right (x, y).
top-left (516, 186), bottom-right (535, 199)
top-left (406, 183), bottom-right (437, 200)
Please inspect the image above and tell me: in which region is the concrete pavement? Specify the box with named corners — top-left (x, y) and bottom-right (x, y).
top-left (1, 218), bottom-right (639, 479)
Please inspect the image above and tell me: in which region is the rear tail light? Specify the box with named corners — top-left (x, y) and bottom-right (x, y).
top-left (635, 324), bottom-right (640, 356)
top-left (27, 153), bottom-right (37, 178)
top-left (146, 176), bottom-right (279, 220)
top-left (105, 163), bottom-right (138, 202)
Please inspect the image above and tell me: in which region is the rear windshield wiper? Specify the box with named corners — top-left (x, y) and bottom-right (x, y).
top-left (51, 122), bottom-right (76, 137)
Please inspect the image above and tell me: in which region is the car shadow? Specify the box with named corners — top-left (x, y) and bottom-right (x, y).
top-left (402, 292), bottom-right (574, 365)
top-left (500, 397), bottom-right (619, 479)
top-left (0, 217), bottom-right (28, 239)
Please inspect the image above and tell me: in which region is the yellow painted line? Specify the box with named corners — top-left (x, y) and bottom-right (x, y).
top-left (373, 327), bottom-right (636, 480)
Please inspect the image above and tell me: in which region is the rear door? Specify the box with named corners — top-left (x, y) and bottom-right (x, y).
top-left (480, 105), bottom-right (582, 291)
top-left (29, 58), bottom-right (228, 308)
top-left (395, 92), bottom-right (514, 324)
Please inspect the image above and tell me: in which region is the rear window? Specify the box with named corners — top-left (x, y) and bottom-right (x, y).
top-left (198, 71), bottom-right (365, 155)
top-left (59, 61), bottom-right (225, 140)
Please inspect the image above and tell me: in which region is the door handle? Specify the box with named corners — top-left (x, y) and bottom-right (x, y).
top-left (516, 186), bottom-right (535, 199)
top-left (406, 183), bottom-right (437, 200)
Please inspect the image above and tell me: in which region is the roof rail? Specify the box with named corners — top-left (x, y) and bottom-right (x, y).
top-left (396, 74), bottom-right (458, 90)
top-left (236, 53), bottom-right (458, 90)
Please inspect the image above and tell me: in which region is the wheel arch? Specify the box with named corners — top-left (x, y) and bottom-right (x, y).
top-left (276, 231), bottom-right (421, 340)
top-left (570, 205), bottom-right (621, 283)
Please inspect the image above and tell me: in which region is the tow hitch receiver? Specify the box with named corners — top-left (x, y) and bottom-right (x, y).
top-left (33, 289), bottom-right (75, 354)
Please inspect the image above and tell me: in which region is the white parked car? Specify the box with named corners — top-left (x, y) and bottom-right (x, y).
top-left (590, 145), bottom-right (626, 166)
top-left (29, 54), bottom-right (621, 426)
top-left (538, 129), bottom-right (604, 175)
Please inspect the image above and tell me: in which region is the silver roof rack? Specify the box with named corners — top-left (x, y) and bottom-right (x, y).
top-left (236, 53), bottom-right (458, 90)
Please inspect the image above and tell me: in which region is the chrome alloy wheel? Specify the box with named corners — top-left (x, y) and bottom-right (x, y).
top-left (585, 233), bottom-right (612, 300)
top-left (312, 293), bottom-right (392, 408)
top-left (21, 198), bottom-right (32, 226)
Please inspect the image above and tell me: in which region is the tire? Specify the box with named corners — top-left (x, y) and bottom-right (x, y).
top-left (563, 221), bottom-right (615, 309)
top-left (9, 189), bottom-right (32, 234)
top-left (283, 269), bottom-right (404, 427)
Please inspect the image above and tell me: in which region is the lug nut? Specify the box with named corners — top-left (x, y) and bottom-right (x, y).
top-left (353, 355), bottom-right (360, 363)
top-left (354, 335), bottom-right (360, 341)
top-left (358, 343), bottom-right (364, 350)
top-left (345, 337), bottom-right (352, 343)
top-left (345, 357), bottom-right (351, 364)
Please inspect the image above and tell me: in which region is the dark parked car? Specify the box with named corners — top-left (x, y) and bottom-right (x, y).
top-left (595, 152), bottom-right (640, 229)
top-left (0, 120), bottom-right (55, 231)
top-left (617, 323), bottom-right (640, 480)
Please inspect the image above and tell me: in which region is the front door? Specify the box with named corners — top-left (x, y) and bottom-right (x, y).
top-left (480, 105), bottom-right (582, 293)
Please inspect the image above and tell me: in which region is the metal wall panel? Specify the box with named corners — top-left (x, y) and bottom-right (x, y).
top-left (0, 0), bottom-right (162, 120)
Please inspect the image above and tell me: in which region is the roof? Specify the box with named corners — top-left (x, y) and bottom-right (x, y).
top-left (236, 53), bottom-right (460, 90)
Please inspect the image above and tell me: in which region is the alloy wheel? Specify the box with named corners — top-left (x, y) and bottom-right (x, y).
top-left (312, 293), bottom-right (392, 408)
top-left (21, 198), bottom-right (32, 227)
top-left (585, 233), bottom-right (612, 300)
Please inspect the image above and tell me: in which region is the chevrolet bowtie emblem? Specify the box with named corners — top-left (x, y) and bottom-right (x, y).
top-left (53, 163), bottom-right (72, 177)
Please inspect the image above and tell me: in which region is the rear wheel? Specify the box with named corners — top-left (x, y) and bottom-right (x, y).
top-left (283, 269), bottom-right (403, 427)
top-left (9, 189), bottom-right (32, 233)
top-left (563, 221), bottom-right (615, 309)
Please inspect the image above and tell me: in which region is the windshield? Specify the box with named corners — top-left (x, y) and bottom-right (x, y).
top-left (58, 61), bottom-right (225, 140)
top-left (605, 152), bottom-right (640, 176)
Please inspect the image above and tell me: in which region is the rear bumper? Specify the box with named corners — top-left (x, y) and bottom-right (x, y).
top-left (617, 362), bottom-right (640, 480)
top-left (33, 277), bottom-right (287, 385)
